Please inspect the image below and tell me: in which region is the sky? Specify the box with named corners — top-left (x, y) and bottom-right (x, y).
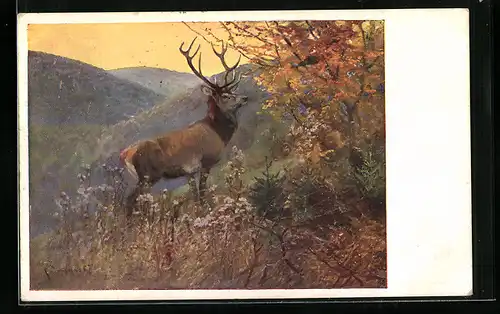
top-left (27, 22), bottom-right (248, 75)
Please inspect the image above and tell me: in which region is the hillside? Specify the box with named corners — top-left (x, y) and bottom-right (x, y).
top-left (28, 51), bottom-right (165, 125)
top-left (27, 52), bottom-right (202, 237)
top-left (108, 67), bottom-right (200, 96)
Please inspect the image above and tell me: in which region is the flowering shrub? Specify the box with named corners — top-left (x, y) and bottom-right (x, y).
top-left (288, 108), bottom-right (333, 162)
top-left (221, 146), bottom-right (246, 198)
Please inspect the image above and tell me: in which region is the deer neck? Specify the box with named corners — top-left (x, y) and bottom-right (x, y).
top-left (205, 96), bottom-right (238, 144)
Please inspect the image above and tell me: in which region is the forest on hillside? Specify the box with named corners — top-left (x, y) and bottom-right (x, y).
top-left (30, 20), bottom-right (386, 290)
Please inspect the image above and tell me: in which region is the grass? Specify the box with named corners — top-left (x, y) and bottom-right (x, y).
top-left (29, 142), bottom-right (387, 290)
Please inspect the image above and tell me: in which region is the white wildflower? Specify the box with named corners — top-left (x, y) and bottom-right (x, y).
top-left (137, 193), bottom-right (154, 204)
top-left (151, 202), bottom-right (160, 213)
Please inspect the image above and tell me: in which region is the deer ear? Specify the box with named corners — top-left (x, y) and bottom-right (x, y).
top-left (201, 85), bottom-right (213, 96)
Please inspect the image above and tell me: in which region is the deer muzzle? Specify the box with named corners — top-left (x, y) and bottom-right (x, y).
top-left (235, 95), bottom-right (248, 111)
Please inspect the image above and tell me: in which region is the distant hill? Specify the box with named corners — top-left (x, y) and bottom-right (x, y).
top-left (28, 51), bottom-right (166, 125)
top-left (108, 67), bottom-right (200, 96)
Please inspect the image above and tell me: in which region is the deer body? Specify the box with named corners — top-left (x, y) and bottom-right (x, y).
top-left (121, 106), bottom-right (240, 183)
top-left (120, 37), bottom-right (247, 216)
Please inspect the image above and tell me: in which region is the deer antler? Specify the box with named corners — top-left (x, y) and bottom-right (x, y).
top-left (181, 37), bottom-right (242, 92)
top-left (211, 41), bottom-right (242, 91)
top-left (211, 41), bottom-right (242, 72)
top-left (179, 37), bottom-right (218, 90)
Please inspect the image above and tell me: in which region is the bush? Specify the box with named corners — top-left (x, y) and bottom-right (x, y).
top-left (248, 156), bottom-right (286, 219)
top-left (353, 143), bottom-right (386, 203)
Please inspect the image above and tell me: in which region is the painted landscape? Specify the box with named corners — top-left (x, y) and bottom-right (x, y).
top-left (27, 20), bottom-right (386, 290)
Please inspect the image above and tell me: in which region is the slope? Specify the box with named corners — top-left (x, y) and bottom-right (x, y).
top-left (28, 50), bottom-right (165, 125)
top-left (108, 67), bottom-right (200, 96)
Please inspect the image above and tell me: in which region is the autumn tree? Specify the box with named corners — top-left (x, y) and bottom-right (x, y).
top-left (182, 21), bottom-right (387, 288)
top-left (186, 20), bottom-right (385, 163)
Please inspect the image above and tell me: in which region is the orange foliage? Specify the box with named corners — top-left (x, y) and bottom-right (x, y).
top-left (199, 20), bottom-right (385, 158)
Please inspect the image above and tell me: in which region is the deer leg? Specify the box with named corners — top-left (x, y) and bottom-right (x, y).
top-left (188, 173), bottom-right (201, 202)
top-left (125, 181), bottom-right (147, 218)
top-left (138, 178), bottom-right (160, 219)
top-left (199, 168), bottom-right (210, 202)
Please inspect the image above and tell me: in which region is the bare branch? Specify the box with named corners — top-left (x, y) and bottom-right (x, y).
top-left (182, 22), bottom-right (213, 45)
top-left (272, 21), bottom-right (302, 62)
top-left (218, 22), bottom-right (272, 67)
top-left (285, 105), bottom-right (302, 125)
top-left (227, 22), bottom-right (275, 46)
top-left (305, 21), bottom-right (319, 39)
top-left (306, 247), bottom-right (364, 287)
top-left (226, 21), bottom-right (283, 66)
top-left (243, 237), bottom-right (263, 288)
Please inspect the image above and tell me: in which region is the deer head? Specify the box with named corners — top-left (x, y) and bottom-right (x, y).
top-left (179, 37), bottom-right (248, 127)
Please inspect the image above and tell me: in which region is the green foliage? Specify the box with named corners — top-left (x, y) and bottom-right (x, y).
top-left (353, 144), bottom-right (386, 202)
top-left (286, 167), bottom-right (315, 220)
top-left (248, 157), bottom-right (286, 218)
top-left (283, 162), bottom-right (335, 223)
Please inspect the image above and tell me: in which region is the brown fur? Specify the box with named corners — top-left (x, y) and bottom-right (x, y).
top-left (129, 116), bottom-right (229, 182)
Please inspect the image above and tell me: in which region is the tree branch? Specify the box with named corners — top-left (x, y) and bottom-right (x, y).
top-left (227, 21), bottom-right (275, 46)
top-left (272, 21), bottom-right (303, 62)
top-left (182, 21), bottom-right (267, 67)
top-left (181, 22), bottom-right (213, 46)
top-left (307, 247), bottom-right (364, 287)
top-left (243, 237), bottom-right (263, 288)
top-left (305, 21), bottom-right (320, 39)
top-left (219, 22), bottom-right (276, 67)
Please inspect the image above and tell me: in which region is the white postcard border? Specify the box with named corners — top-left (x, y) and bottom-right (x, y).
top-left (18, 9), bottom-right (472, 301)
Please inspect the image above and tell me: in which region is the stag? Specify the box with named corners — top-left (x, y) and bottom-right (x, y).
top-left (119, 37), bottom-right (248, 216)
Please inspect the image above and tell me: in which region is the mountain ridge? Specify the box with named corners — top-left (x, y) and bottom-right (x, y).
top-left (28, 50), bottom-right (166, 125)
top-left (108, 66), bottom-right (200, 96)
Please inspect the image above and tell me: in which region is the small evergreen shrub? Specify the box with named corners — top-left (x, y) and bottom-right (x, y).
top-left (352, 144), bottom-right (386, 203)
top-left (248, 157), bottom-right (286, 219)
